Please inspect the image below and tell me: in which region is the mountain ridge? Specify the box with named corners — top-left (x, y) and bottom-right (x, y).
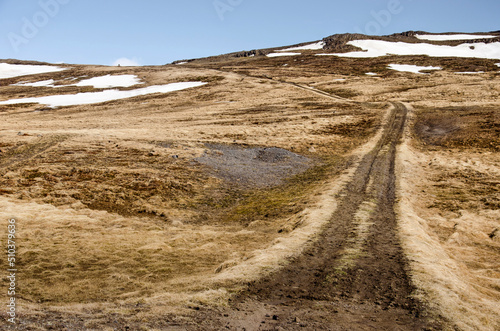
top-left (172, 30), bottom-right (500, 64)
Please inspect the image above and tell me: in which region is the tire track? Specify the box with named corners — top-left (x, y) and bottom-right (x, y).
top-left (191, 103), bottom-right (440, 330)
top-left (287, 82), bottom-right (355, 102)
top-left (0, 135), bottom-right (68, 172)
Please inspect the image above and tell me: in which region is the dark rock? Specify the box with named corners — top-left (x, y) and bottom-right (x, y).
top-left (323, 33), bottom-right (369, 52)
top-left (148, 151), bottom-right (159, 156)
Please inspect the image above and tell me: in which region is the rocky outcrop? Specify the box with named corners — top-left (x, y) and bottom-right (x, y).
top-left (322, 33), bottom-right (369, 52)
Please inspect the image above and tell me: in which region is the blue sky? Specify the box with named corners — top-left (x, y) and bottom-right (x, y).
top-left (0, 0), bottom-right (498, 66)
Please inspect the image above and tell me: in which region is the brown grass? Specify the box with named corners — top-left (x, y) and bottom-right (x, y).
top-left (397, 105), bottom-right (500, 330)
top-left (0, 63), bottom-right (384, 325)
top-left (1, 51), bottom-right (499, 329)
top-left (414, 106), bottom-right (500, 151)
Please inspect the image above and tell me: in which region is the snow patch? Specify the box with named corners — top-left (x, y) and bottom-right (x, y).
top-left (13, 79), bottom-right (56, 87)
top-left (496, 63), bottom-right (500, 67)
top-left (318, 40), bottom-right (500, 60)
top-left (279, 42), bottom-right (325, 51)
top-left (267, 52), bottom-right (301, 57)
top-left (416, 34), bottom-right (497, 41)
top-left (11, 75), bottom-right (143, 89)
top-left (365, 72), bottom-right (378, 76)
top-left (0, 63), bottom-right (66, 79)
top-left (388, 64), bottom-right (442, 74)
top-left (0, 82), bottom-right (206, 108)
top-left (75, 75), bottom-right (142, 88)
top-left (455, 71), bottom-right (484, 74)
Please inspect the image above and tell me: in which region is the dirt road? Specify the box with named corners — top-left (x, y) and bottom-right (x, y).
top-left (185, 103), bottom-right (440, 330)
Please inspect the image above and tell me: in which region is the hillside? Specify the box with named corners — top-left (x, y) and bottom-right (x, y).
top-left (0, 31), bottom-right (499, 330)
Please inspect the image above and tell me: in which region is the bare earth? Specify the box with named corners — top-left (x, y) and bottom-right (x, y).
top-left (0, 34), bottom-right (499, 330)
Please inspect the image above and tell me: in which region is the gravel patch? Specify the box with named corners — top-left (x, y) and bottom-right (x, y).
top-left (195, 144), bottom-right (312, 188)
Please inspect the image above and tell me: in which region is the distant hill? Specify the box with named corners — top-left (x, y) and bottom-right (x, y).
top-left (173, 31), bottom-right (500, 64)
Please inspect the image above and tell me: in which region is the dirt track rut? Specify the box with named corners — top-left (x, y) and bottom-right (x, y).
top-left (189, 103), bottom-right (439, 330)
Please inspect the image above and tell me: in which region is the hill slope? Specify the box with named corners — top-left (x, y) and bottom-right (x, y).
top-left (0, 31), bottom-right (499, 330)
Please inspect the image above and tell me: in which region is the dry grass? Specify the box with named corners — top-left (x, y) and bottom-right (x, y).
top-left (0, 63), bottom-right (384, 326)
top-left (396, 105), bottom-right (500, 330)
top-left (0, 50), bottom-right (499, 329)
top-left (414, 106), bottom-right (500, 152)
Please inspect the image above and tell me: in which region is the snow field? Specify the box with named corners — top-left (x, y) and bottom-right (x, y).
top-left (415, 34), bottom-right (497, 41)
top-left (0, 82), bottom-right (207, 108)
top-left (388, 64), bottom-right (442, 74)
top-left (319, 40), bottom-right (500, 60)
top-left (0, 63), bottom-right (66, 79)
